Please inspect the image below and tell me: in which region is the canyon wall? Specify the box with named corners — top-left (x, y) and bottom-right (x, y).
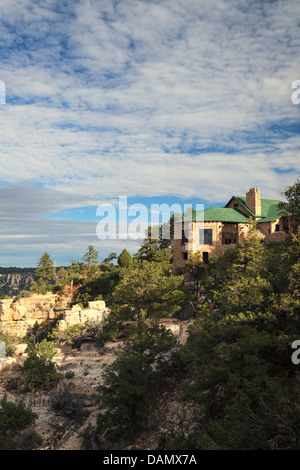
top-left (0, 270), bottom-right (36, 296)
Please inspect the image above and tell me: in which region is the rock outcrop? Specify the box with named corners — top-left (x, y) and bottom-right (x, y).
top-left (0, 294), bottom-right (112, 338)
top-left (58, 300), bottom-right (110, 331)
top-left (0, 293), bottom-right (58, 337)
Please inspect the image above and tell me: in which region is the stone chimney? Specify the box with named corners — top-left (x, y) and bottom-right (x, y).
top-left (246, 187), bottom-right (261, 218)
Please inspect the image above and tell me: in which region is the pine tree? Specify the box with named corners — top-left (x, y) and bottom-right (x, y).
top-left (82, 245), bottom-right (99, 278)
top-left (179, 230), bottom-right (300, 449)
top-left (111, 259), bottom-right (184, 321)
top-left (97, 321), bottom-right (178, 443)
top-left (35, 253), bottom-right (55, 286)
top-left (117, 249), bottom-right (132, 268)
top-left (279, 178), bottom-right (300, 234)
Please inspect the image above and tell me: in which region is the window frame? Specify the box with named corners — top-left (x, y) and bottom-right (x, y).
top-left (222, 232), bottom-right (237, 245)
top-left (199, 228), bottom-right (213, 245)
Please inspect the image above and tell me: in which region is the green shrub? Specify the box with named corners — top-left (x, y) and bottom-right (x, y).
top-left (97, 321), bottom-right (178, 443)
top-left (50, 323), bottom-right (85, 346)
top-left (0, 394), bottom-right (37, 450)
top-left (0, 394), bottom-right (37, 432)
top-left (21, 340), bottom-right (60, 391)
top-left (65, 371), bottom-right (75, 379)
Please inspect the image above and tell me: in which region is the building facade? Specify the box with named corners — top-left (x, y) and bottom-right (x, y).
top-left (173, 187), bottom-right (291, 269)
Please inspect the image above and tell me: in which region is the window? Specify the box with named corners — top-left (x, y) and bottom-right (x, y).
top-left (181, 229), bottom-right (188, 245)
top-left (234, 203), bottom-right (239, 208)
top-left (275, 224), bottom-right (280, 232)
top-left (203, 252), bottom-right (209, 263)
top-left (222, 232), bottom-right (237, 245)
top-left (199, 229), bottom-right (213, 245)
top-left (182, 252), bottom-right (188, 260)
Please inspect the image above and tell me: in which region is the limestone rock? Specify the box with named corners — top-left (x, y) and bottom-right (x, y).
top-left (58, 301), bottom-right (110, 331)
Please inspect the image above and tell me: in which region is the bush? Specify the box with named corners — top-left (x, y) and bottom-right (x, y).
top-left (50, 383), bottom-right (89, 423)
top-left (16, 429), bottom-right (43, 450)
top-left (0, 394), bottom-right (37, 431)
top-left (0, 394), bottom-right (37, 450)
top-left (21, 340), bottom-right (60, 391)
top-left (65, 371), bottom-right (75, 379)
top-left (50, 323), bottom-right (84, 346)
top-left (97, 321), bottom-right (178, 443)
top-left (51, 320), bottom-right (105, 348)
top-left (24, 316), bottom-right (63, 347)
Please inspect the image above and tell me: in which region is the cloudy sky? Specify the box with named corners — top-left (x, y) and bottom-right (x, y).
top-left (0, 0), bottom-right (299, 267)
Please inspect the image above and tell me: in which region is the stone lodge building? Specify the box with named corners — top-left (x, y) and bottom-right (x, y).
top-left (173, 187), bottom-right (291, 268)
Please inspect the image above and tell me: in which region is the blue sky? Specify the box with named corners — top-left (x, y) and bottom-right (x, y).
top-left (0, 0), bottom-right (299, 267)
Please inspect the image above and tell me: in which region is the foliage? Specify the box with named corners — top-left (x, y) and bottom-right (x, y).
top-left (97, 321), bottom-right (178, 444)
top-left (82, 245), bottom-right (99, 278)
top-left (51, 320), bottom-right (105, 348)
top-left (179, 230), bottom-right (300, 449)
top-left (157, 433), bottom-right (199, 450)
top-left (15, 429), bottom-right (43, 450)
top-left (0, 394), bottom-right (37, 450)
top-left (21, 339), bottom-right (60, 391)
top-left (111, 259), bottom-right (184, 322)
top-left (50, 382), bottom-right (89, 423)
top-left (117, 249), bottom-right (132, 268)
top-left (279, 178), bottom-right (300, 233)
top-left (75, 267), bottom-right (120, 307)
top-left (35, 252), bottom-right (56, 286)
top-left (51, 322), bottom-right (84, 346)
top-left (0, 394), bottom-right (37, 431)
top-left (24, 316), bottom-right (63, 348)
top-left (134, 215), bottom-right (174, 261)
top-left (184, 252), bottom-right (206, 304)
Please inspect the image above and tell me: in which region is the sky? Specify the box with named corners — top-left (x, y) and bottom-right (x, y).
top-left (0, 0), bottom-right (299, 267)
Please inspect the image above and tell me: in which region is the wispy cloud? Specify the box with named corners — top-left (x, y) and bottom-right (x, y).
top-left (0, 0), bottom-right (299, 265)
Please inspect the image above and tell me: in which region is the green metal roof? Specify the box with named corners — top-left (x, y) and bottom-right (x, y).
top-left (233, 196), bottom-right (283, 223)
top-left (176, 195), bottom-right (284, 224)
top-left (182, 207), bottom-right (249, 223)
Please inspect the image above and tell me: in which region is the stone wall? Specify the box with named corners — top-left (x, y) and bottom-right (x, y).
top-left (173, 221), bottom-right (252, 268)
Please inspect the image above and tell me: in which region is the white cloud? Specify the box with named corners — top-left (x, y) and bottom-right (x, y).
top-left (0, 0), bottom-right (299, 264)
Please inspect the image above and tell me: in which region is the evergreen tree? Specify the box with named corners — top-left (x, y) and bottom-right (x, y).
top-left (111, 259), bottom-right (184, 321)
top-left (97, 321), bottom-right (178, 444)
top-left (179, 231), bottom-right (300, 449)
top-left (35, 253), bottom-right (55, 286)
top-left (21, 340), bottom-right (60, 391)
top-left (279, 178), bottom-right (300, 234)
top-left (184, 252), bottom-right (206, 304)
top-left (82, 245), bottom-right (99, 278)
top-left (117, 249), bottom-right (132, 268)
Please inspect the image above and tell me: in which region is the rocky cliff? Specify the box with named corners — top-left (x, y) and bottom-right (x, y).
top-left (0, 295), bottom-right (111, 338)
top-left (0, 269), bottom-right (36, 297)
top-left (0, 293), bottom-right (193, 450)
top-left (0, 293), bottom-right (61, 337)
